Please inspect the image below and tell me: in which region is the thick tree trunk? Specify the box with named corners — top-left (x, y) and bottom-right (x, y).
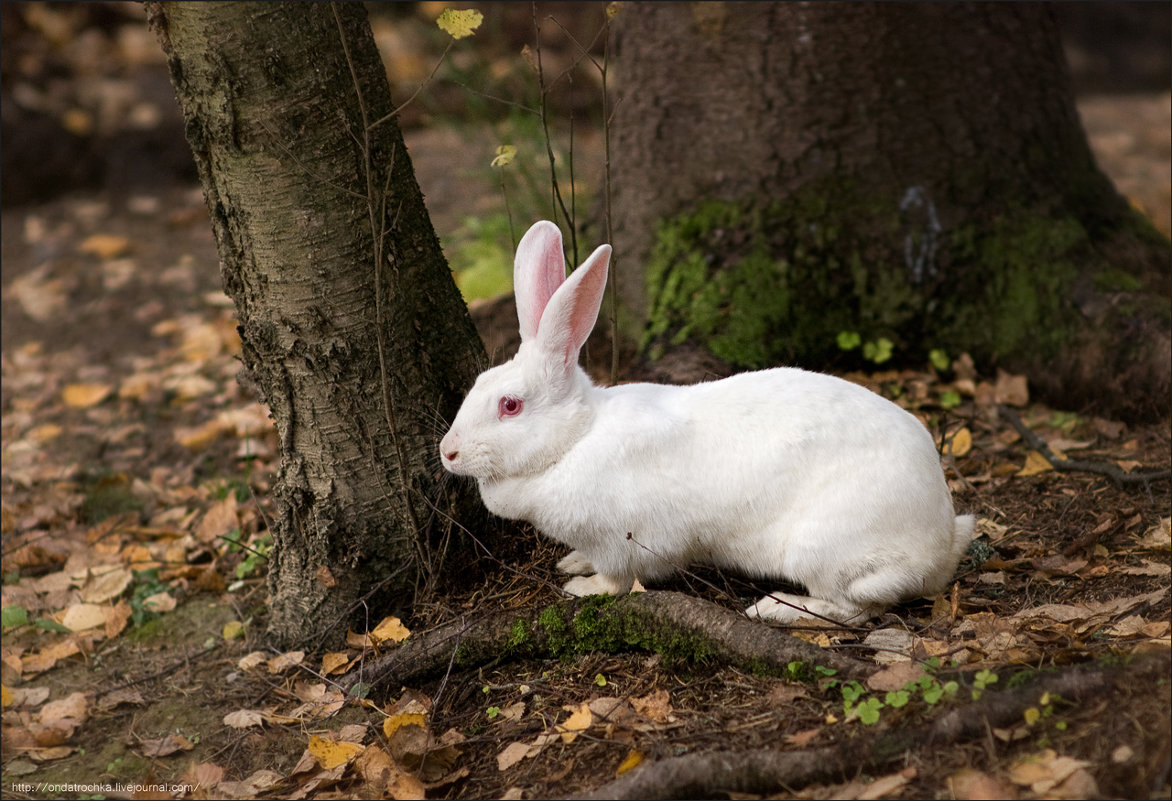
top-left (612, 2), bottom-right (1170, 421)
top-left (148, 2), bottom-right (490, 647)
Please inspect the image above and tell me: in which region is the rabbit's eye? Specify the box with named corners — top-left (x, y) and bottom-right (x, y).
top-left (498, 396), bottom-right (523, 418)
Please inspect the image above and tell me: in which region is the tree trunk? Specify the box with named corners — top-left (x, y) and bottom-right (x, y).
top-left (148, 1), bottom-right (490, 647)
top-left (611, 2), bottom-right (1170, 421)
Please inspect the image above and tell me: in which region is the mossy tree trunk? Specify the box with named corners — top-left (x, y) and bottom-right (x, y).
top-left (148, 2), bottom-right (490, 647)
top-left (612, 2), bottom-right (1170, 421)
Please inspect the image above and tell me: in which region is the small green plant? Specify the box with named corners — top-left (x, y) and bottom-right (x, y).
top-left (129, 569), bottom-right (169, 628)
top-left (929, 348), bottom-right (951, 371)
top-left (486, 705), bottom-right (501, 719)
top-left (836, 330), bottom-right (862, 351)
top-left (594, 673), bottom-right (608, 687)
top-left (939, 389), bottom-right (963, 409)
top-left (862, 337), bottom-right (894, 364)
top-left (972, 668), bottom-right (999, 700)
top-left (234, 533), bottom-right (272, 579)
top-left (2, 605), bottom-right (29, 631)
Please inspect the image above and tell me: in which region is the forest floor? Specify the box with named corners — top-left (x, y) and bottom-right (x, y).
top-left (2, 4), bottom-right (1171, 801)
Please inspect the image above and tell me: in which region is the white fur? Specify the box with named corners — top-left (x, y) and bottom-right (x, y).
top-left (440, 221), bottom-right (974, 624)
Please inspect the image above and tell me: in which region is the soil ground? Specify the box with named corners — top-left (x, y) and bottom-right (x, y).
top-left (1, 4), bottom-right (1169, 800)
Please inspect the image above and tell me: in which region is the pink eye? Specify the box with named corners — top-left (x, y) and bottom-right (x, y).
top-left (498, 396), bottom-right (523, 418)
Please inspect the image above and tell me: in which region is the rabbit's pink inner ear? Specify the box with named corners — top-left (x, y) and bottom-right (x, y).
top-left (538, 244), bottom-right (611, 374)
top-left (514, 221), bottom-right (567, 342)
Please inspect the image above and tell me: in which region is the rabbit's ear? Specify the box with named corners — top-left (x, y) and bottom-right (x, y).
top-left (536, 243), bottom-right (611, 383)
top-left (514, 221), bottom-right (567, 342)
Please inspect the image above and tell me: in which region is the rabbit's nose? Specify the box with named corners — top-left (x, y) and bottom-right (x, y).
top-left (443, 449), bottom-right (458, 462)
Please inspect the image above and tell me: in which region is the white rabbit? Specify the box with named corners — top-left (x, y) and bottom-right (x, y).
top-left (440, 221), bottom-right (974, 624)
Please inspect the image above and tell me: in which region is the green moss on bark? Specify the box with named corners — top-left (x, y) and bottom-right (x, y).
top-left (640, 181), bottom-right (1151, 374)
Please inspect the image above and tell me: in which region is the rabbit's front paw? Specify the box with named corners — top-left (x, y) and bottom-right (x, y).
top-left (563, 574), bottom-right (633, 597)
top-left (556, 550), bottom-right (594, 575)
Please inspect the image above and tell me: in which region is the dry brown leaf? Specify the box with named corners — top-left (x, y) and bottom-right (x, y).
top-left (37, 691), bottom-right (88, 724)
top-left (181, 761), bottom-right (224, 791)
top-left (78, 234), bottom-right (131, 259)
top-left (267, 650), bottom-right (305, 673)
top-left (866, 660), bottom-right (926, 692)
top-left (784, 728), bottom-right (822, 748)
top-left (96, 687), bottom-right (145, 711)
top-left (948, 767), bottom-right (1018, 800)
top-left (631, 689), bottom-right (673, 723)
top-left (223, 709), bottom-right (265, 729)
top-left (994, 370), bottom-right (1029, 406)
top-left (497, 741), bottom-right (530, 772)
top-left (141, 733), bottom-right (195, 757)
top-left (7, 265), bottom-right (68, 321)
top-left (142, 591), bottom-right (176, 614)
top-left (617, 749), bottom-right (644, 776)
top-left (62, 383), bottom-right (113, 409)
top-left (237, 651), bottom-right (267, 670)
top-left (81, 567), bottom-right (132, 604)
top-left (857, 766), bottom-right (916, 800)
top-left (195, 494), bottom-right (238, 544)
top-left (863, 628), bottom-right (917, 663)
top-left (322, 652), bottom-right (351, 675)
top-left (61, 604), bottom-right (107, 632)
top-left (1136, 517), bottom-right (1171, 550)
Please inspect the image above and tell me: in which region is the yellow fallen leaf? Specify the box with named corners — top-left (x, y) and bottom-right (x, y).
top-left (557, 702), bottom-right (593, 743)
top-left (1, 684), bottom-right (13, 707)
top-left (617, 749), bottom-right (644, 775)
top-left (78, 234), bottom-right (131, 259)
top-left (383, 712), bottom-right (426, 739)
top-left (1023, 707), bottom-right (1041, 726)
top-left (491, 145), bottom-right (517, 167)
top-left (62, 383), bottom-right (113, 408)
top-left (946, 427), bottom-right (972, 457)
top-left (322, 652), bottom-right (350, 675)
top-left (1017, 450), bottom-right (1053, 477)
top-left (371, 616), bottom-right (410, 645)
top-left (308, 734), bottom-right (364, 770)
top-left (222, 620), bottom-right (245, 640)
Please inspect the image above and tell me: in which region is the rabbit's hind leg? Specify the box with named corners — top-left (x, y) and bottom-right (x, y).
top-left (747, 592), bottom-right (876, 625)
top-left (563, 572), bottom-right (634, 597)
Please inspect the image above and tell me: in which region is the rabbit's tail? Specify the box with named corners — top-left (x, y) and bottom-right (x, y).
top-left (952, 514), bottom-right (977, 563)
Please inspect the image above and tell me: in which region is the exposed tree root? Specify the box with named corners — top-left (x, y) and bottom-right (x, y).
top-left (577, 651), bottom-right (1171, 800)
top-left (341, 591), bottom-right (872, 695)
top-left (998, 404), bottom-right (1171, 488)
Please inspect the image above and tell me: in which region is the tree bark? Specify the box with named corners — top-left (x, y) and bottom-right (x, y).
top-left (611, 2), bottom-right (1170, 421)
top-left (147, 2), bottom-right (490, 647)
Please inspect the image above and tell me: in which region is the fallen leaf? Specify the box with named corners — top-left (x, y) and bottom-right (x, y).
top-left (631, 688), bottom-right (674, 723)
top-left (1017, 451), bottom-right (1053, 477)
top-left (995, 370), bottom-right (1029, 406)
top-left (784, 728), bottom-right (821, 747)
top-left (866, 660), bottom-right (926, 692)
top-left (383, 712), bottom-right (426, 739)
top-left (38, 691), bottom-right (88, 724)
top-left (370, 616), bottom-right (410, 644)
top-left (237, 651), bottom-right (267, 670)
top-left (617, 749), bottom-right (644, 775)
top-left (1136, 518), bottom-right (1171, 550)
top-left (6, 264), bottom-right (68, 321)
top-left (181, 762), bottom-right (224, 791)
top-left (857, 766), bottom-right (916, 800)
top-left (141, 733), bottom-right (195, 757)
top-left (863, 628), bottom-right (917, 663)
top-left (267, 650), bottom-right (305, 673)
top-left (557, 702), bottom-right (593, 744)
top-left (947, 427), bottom-right (972, 457)
top-left (61, 603), bottom-right (108, 632)
top-left (497, 741), bottom-right (529, 771)
top-left (62, 383), bottom-right (113, 408)
top-left (322, 652), bottom-right (350, 675)
top-left (948, 767), bottom-right (1018, 800)
top-left (81, 567), bottom-right (133, 604)
top-left (308, 734), bottom-right (364, 770)
top-left (223, 709), bottom-right (265, 729)
top-left (78, 234), bottom-right (131, 259)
